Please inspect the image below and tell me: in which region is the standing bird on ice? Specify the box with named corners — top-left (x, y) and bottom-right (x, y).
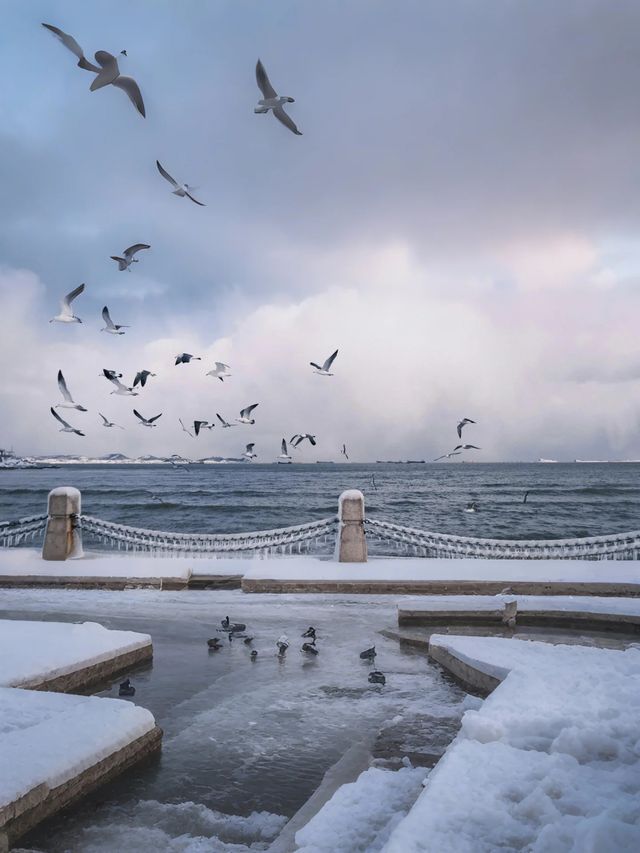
top-left (310, 349), bottom-right (338, 376)
top-left (237, 404), bottom-right (259, 425)
top-left (99, 413), bottom-right (124, 429)
top-left (41, 24), bottom-right (145, 117)
top-left (110, 243), bottom-right (150, 271)
top-left (452, 444), bottom-right (481, 452)
top-left (175, 353), bottom-right (201, 365)
top-left (457, 418), bottom-right (476, 439)
top-left (101, 306), bottom-right (129, 335)
top-left (243, 443), bottom-right (257, 460)
top-left (359, 646), bottom-right (376, 662)
top-left (277, 439), bottom-right (292, 463)
top-left (104, 370), bottom-right (138, 396)
top-left (133, 370), bottom-right (156, 388)
top-left (254, 59), bottom-right (302, 136)
top-left (156, 161), bottom-right (205, 206)
top-left (55, 371), bottom-right (87, 412)
top-left (50, 407), bottom-right (84, 436)
top-left (50, 283), bottom-right (85, 324)
top-left (206, 362), bottom-right (232, 382)
top-left (216, 414), bottom-right (235, 429)
top-left (134, 409), bottom-right (162, 427)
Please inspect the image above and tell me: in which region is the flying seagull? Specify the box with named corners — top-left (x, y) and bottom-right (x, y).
top-left (110, 243), bottom-right (150, 271)
top-left (216, 413), bottom-right (235, 428)
top-left (156, 161), bottom-right (205, 206)
top-left (134, 409), bottom-right (162, 427)
top-left (133, 370), bottom-right (156, 388)
top-left (55, 370), bottom-right (87, 412)
top-left (457, 418), bottom-right (476, 439)
top-left (50, 283), bottom-right (84, 324)
top-left (254, 59), bottom-right (302, 136)
top-left (434, 451), bottom-right (462, 461)
top-left (237, 404), bottom-right (259, 425)
top-left (179, 418), bottom-right (194, 437)
top-left (175, 353), bottom-right (201, 365)
top-left (99, 413), bottom-right (124, 429)
top-left (103, 369), bottom-right (138, 395)
top-left (41, 24), bottom-right (145, 117)
top-left (101, 368), bottom-right (123, 380)
top-left (243, 443), bottom-right (257, 460)
top-left (277, 438), bottom-right (292, 462)
top-left (310, 349), bottom-right (338, 376)
top-left (452, 444), bottom-right (481, 452)
top-left (341, 444), bottom-right (349, 460)
top-left (193, 420), bottom-right (211, 437)
top-left (206, 362), bottom-right (232, 382)
top-left (523, 491), bottom-right (530, 504)
top-left (50, 407), bottom-right (84, 436)
top-left (101, 306), bottom-right (129, 335)
top-left (290, 433), bottom-right (316, 448)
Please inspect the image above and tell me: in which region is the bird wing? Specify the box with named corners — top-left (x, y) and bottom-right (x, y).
top-left (62, 282), bottom-right (85, 314)
top-left (179, 418), bottom-right (193, 436)
top-left (102, 306), bottom-right (115, 329)
top-left (466, 445), bottom-right (481, 450)
top-left (148, 413), bottom-right (162, 424)
top-left (240, 403), bottom-right (259, 418)
top-left (308, 435), bottom-right (316, 446)
top-left (457, 424), bottom-right (463, 438)
top-left (273, 105), bottom-right (302, 136)
top-left (246, 443), bottom-right (255, 452)
top-left (215, 362), bottom-right (230, 372)
top-left (452, 445), bottom-right (463, 452)
top-left (156, 160), bottom-right (180, 189)
top-left (133, 372), bottom-right (142, 387)
top-left (322, 349), bottom-right (338, 371)
top-left (112, 75), bottom-right (146, 117)
top-left (50, 407), bottom-right (71, 428)
top-left (99, 413), bottom-right (109, 425)
top-left (309, 362), bottom-right (322, 370)
top-left (290, 434), bottom-right (302, 444)
top-left (90, 51), bottom-right (119, 90)
top-left (41, 23), bottom-right (100, 72)
top-left (194, 421), bottom-right (203, 436)
top-left (185, 191), bottom-right (206, 206)
top-left (133, 409), bottom-right (147, 423)
top-left (281, 439), bottom-right (287, 454)
top-left (124, 243), bottom-right (150, 259)
top-left (57, 370), bottom-right (73, 402)
top-left (256, 59), bottom-right (277, 99)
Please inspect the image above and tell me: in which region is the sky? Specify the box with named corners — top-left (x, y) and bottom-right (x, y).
top-left (2, 0), bottom-right (640, 462)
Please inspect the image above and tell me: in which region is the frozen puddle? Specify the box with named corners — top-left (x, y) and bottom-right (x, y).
top-left (2, 590), bottom-right (467, 852)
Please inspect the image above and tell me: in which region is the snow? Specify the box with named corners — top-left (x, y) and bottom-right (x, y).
top-left (383, 636), bottom-right (640, 852)
top-left (0, 620), bottom-right (151, 688)
top-left (295, 765), bottom-right (426, 853)
top-left (399, 594), bottom-right (640, 615)
top-left (0, 687), bottom-right (155, 809)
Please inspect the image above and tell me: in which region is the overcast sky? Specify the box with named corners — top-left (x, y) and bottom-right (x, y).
top-left (2, 0), bottom-right (640, 461)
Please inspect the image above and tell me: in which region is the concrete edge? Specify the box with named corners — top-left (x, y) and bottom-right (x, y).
top-left (427, 642), bottom-right (504, 697)
top-left (0, 724), bottom-right (162, 851)
top-left (0, 577), bottom-right (188, 590)
top-left (398, 608), bottom-right (640, 634)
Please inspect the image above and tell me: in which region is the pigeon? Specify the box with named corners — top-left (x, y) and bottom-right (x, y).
top-left (50, 283), bottom-right (84, 324)
top-left (99, 413), bottom-right (124, 429)
top-left (237, 404), bottom-right (259, 425)
top-left (110, 243), bottom-right (150, 271)
top-left (103, 370), bottom-right (138, 396)
top-left (243, 443), bottom-right (257, 460)
top-left (156, 161), bottom-right (205, 205)
top-left (254, 59), bottom-right (302, 135)
top-left (310, 349), bottom-right (338, 376)
top-left (216, 414), bottom-right (235, 428)
top-left (175, 353), bottom-right (201, 365)
top-left (42, 24), bottom-right (145, 117)
top-left (50, 407), bottom-right (85, 436)
top-left (133, 370), bottom-right (156, 388)
top-left (206, 362), bottom-right (232, 382)
top-left (55, 370), bottom-right (87, 412)
top-left (101, 306), bottom-right (129, 335)
top-left (134, 409), bottom-right (162, 427)
top-left (457, 418), bottom-right (476, 439)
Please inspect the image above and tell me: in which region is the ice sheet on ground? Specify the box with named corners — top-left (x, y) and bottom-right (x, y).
top-left (399, 594), bottom-right (640, 615)
top-left (0, 687), bottom-right (155, 809)
top-left (0, 619), bottom-right (151, 687)
top-left (0, 548), bottom-right (194, 580)
top-left (383, 636), bottom-right (640, 852)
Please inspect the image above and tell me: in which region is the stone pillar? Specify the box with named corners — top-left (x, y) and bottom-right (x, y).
top-left (336, 489), bottom-right (367, 562)
top-left (42, 487), bottom-right (83, 561)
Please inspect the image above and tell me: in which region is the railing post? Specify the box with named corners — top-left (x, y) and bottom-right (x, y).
top-left (335, 489), bottom-right (367, 562)
top-left (42, 487), bottom-right (83, 561)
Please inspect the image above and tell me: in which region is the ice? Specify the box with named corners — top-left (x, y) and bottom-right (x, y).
top-left (295, 765), bottom-right (426, 853)
top-left (0, 619), bottom-right (151, 687)
top-left (383, 637), bottom-right (640, 852)
top-left (399, 594), bottom-right (640, 615)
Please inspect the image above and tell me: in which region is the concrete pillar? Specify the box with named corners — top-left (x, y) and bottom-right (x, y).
top-left (336, 489), bottom-right (367, 562)
top-left (502, 599), bottom-right (517, 628)
top-left (42, 487), bottom-right (83, 561)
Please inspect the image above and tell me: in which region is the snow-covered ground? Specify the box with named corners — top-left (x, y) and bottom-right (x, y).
top-left (0, 620), bottom-right (151, 688)
top-left (382, 636), bottom-right (640, 852)
top-left (399, 594), bottom-right (640, 615)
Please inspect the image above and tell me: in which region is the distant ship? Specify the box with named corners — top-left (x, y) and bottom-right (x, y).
top-left (538, 458), bottom-right (558, 463)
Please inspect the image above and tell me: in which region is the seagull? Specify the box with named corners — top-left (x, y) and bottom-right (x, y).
top-left (216, 414), bottom-right (235, 428)
top-left (50, 283), bottom-right (84, 324)
top-left (290, 434), bottom-right (316, 448)
top-left (134, 409), bottom-right (162, 427)
top-left (156, 161), bottom-right (205, 206)
top-left (278, 438), bottom-right (292, 462)
top-left (175, 353), bottom-right (201, 365)
top-left (310, 349), bottom-right (338, 376)
top-left (434, 451), bottom-right (462, 461)
top-left (99, 413), bottom-right (124, 429)
top-left (179, 418), bottom-right (194, 437)
top-left (193, 420), bottom-right (210, 437)
top-left (41, 24), bottom-right (145, 117)
top-left (110, 243), bottom-right (150, 271)
top-left (103, 370), bottom-right (138, 396)
top-left (50, 407), bottom-right (84, 436)
top-left (243, 443), bottom-right (257, 460)
top-left (237, 404), bottom-right (259, 425)
top-left (341, 444), bottom-right (349, 460)
top-left (101, 306), bottom-right (129, 335)
top-left (523, 491), bottom-right (530, 504)
top-left (206, 362), bottom-right (232, 382)
top-left (255, 59), bottom-right (302, 136)
top-left (101, 368), bottom-right (123, 380)
top-left (55, 370), bottom-right (87, 412)
top-left (133, 370), bottom-right (156, 388)
top-left (457, 418), bottom-right (476, 439)
top-left (452, 444), bottom-right (481, 452)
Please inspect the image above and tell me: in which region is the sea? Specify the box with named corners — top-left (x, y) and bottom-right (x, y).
top-left (2, 462), bottom-right (640, 541)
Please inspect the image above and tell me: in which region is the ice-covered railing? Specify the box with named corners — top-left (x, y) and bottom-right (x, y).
top-left (79, 514), bottom-right (339, 556)
top-left (365, 517), bottom-right (640, 560)
top-left (0, 514), bottom-right (48, 547)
